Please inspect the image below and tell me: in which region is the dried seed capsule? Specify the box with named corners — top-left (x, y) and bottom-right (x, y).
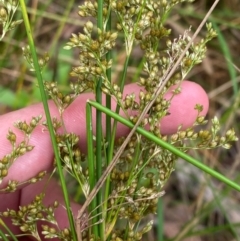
top-left (209, 141), bottom-right (218, 148)
top-left (20, 224), bottom-right (29, 232)
top-left (63, 95), bottom-right (71, 104)
top-left (134, 232), bottom-right (142, 240)
top-left (197, 116), bottom-right (205, 124)
top-left (49, 227), bottom-right (56, 234)
top-left (0, 8), bottom-right (7, 20)
top-left (19, 147), bottom-right (27, 155)
top-left (132, 212), bottom-right (141, 221)
top-left (63, 228), bottom-right (70, 236)
top-left (171, 134), bottom-right (179, 142)
top-left (1, 168), bottom-right (8, 177)
top-left (226, 129), bottom-right (235, 139)
top-left (30, 178), bottom-right (37, 183)
top-left (78, 10), bottom-right (85, 17)
top-left (42, 225), bottom-right (49, 231)
top-left (30, 118), bottom-right (37, 127)
top-left (9, 210), bottom-right (16, 216)
top-left (199, 130), bottom-right (211, 140)
top-left (179, 131), bottom-right (186, 139)
top-left (27, 146), bottom-right (34, 151)
top-left (110, 32), bottom-right (118, 41)
top-left (186, 129), bottom-right (194, 137)
top-left (220, 136), bottom-right (226, 143)
top-left (38, 171), bottom-right (47, 178)
top-left (124, 171), bottom-right (129, 179)
top-left (37, 213), bottom-right (43, 219)
top-left (30, 208), bottom-right (37, 214)
top-left (2, 211), bottom-right (9, 217)
top-left (119, 172), bottom-right (125, 180)
top-left (85, 21), bottom-right (93, 32)
top-left (53, 201), bottom-right (59, 208)
top-left (1, 156), bottom-right (9, 164)
top-left (7, 130), bottom-right (16, 143)
top-left (20, 122), bottom-right (28, 131)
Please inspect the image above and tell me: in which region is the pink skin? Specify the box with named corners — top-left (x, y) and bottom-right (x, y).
top-left (0, 81), bottom-right (208, 240)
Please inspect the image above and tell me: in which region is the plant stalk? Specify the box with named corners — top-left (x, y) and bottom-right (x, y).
top-left (88, 100), bottom-right (240, 193)
top-left (19, 1), bottom-right (77, 240)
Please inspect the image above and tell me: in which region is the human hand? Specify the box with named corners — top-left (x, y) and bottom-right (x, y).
top-left (0, 81), bottom-right (209, 240)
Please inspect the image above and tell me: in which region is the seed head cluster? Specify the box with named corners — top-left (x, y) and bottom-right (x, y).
top-left (0, 0), bottom-right (238, 240)
top-left (0, 115), bottom-right (43, 192)
top-left (0, 0), bottom-right (23, 40)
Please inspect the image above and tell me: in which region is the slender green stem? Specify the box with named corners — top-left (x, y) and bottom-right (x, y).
top-left (104, 55), bottom-right (130, 235)
top-left (109, 55), bottom-right (130, 160)
top-left (207, 176), bottom-right (240, 240)
top-left (0, 230), bottom-right (8, 241)
top-left (95, 0), bottom-right (104, 240)
top-left (108, 0), bottom-right (148, 156)
top-left (30, 0), bottom-right (52, 26)
top-left (49, 0), bottom-right (75, 57)
top-left (108, 0), bottom-right (146, 161)
top-left (86, 102), bottom-right (98, 237)
top-left (95, 81), bottom-right (103, 238)
top-left (186, 222), bottom-right (240, 238)
top-left (106, 137), bottom-right (142, 238)
top-left (19, 2), bottom-right (77, 241)
top-left (0, 218), bottom-right (18, 241)
top-left (212, 21), bottom-right (238, 96)
top-left (105, 11), bottom-right (112, 175)
top-left (157, 199), bottom-right (164, 241)
top-left (104, 9), bottom-right (112, 240)
top-left (88, 100), bottom-right (240, 192)
top-left (0, 229), bottom-right (9, 241)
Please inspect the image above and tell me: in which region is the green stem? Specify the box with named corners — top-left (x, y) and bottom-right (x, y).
top-left (109, 55), bottom-right (130, 160)
top-left (0, 218), bottom-right (18, 241)
top-left (95, 79), bottom-right (102, 240)
top-left (104, 55), bottom-right (130, 235)
top-left (88, 100), bottom-right (240, 192)
top-left (86, 102), bottom-right (98, 237)
top-left (0, 230), bottom-right (8, 241)
top-left (212, 21), bottom-right (238, 96)
top-left (104, 9), bottom-right (112, 240)
top-left (19, 2), bottom-right (77, 241)
top-left (48, 0), bottom-right (75, 57)
top-left (108, 0), bottom-right (146, 161)
top-left (106, 135), bottom-right (142, 237)
top-left (95, 0), bottom-right (104, 240)
top-left (157, 199), bottom-right (164, 241)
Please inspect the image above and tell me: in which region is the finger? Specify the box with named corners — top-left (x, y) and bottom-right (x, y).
top-left (160, 80), bottom-right (209, 134)
top-left (0, 81), bottom-right (208, 187)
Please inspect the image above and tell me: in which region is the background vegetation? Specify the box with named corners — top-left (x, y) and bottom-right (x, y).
top-left (0, 0), bottom-right (240, 240)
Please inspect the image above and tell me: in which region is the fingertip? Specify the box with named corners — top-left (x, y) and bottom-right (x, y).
top-left (160, 80), bottom-right (209, 135)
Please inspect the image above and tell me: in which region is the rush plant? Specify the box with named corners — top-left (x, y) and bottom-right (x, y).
top-left (0, 0), bottom-right (238, 241)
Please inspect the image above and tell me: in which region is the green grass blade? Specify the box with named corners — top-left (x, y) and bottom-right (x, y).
top-left (157, 198), bottom-right (164, 241)
top-left (0, 218), bottom-right (18, 241)
top-left (104, 9), bottom-right (113, 240)
top-left (88, 100), bottom-right (240, 192)
top-left (212, 21), bottom-right (238, 96)
top-left (95, 0), bottom-right (104, 239)
top-left (19, 1), bottom-right (77, 240)
top-left (0, 230), bottom-right (9, 241)
top-left (86, 102), bottom-right (98, 237)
